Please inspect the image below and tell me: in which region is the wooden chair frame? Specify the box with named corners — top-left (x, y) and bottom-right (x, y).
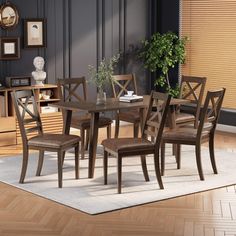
top-left (57, 77), bottom-right (112, 159)
top-left (11, 90), bottom-right (80, 188)
top-left (102, 91), bottom-right (171, 193)
top-left (111, 74), bottom-right (139, 138)
top-left (177, 75), bottom-right (206, 128)
top-left (161, 88), bottom-right (226, 180)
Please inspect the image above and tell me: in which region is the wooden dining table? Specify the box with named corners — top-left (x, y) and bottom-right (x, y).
top-left (51, 96), bottom-right (190, 178)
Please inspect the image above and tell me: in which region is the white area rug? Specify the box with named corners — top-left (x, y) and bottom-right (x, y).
top-left (0, 146), bottom-right (235, 215)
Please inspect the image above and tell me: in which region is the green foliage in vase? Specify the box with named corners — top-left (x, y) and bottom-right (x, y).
top-left (138, 31), bottom-right (188, 97)
top-left (88, 54), bottom-right (120, 91)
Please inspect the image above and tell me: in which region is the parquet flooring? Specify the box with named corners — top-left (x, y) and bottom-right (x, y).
top-left (0, 126), bottom-right (235, 236)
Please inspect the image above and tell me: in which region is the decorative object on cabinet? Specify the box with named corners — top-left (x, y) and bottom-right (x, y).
top-left (0, 37), bottom-right (20, 60)
top-left (31, 56), bottom-right (46, 86)
top-left (5, 76), bottom-right (31, 88)
top-left (0, 1), bottom-right (19, 29)
top-left (0, 84), bottom-right (63, 147)
top-left (24, 18), bottom-right (46, 48)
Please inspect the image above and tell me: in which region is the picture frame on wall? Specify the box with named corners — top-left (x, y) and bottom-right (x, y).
top-left (24, 18), bottom-right (46, 48)
top-left (0, 37), bottom-right (20, 60)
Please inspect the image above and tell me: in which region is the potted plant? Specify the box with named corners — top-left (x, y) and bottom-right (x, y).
top-left (88, 54), bottom-right (120, 104)
top-left (138, 31), bottom-right (187, 97)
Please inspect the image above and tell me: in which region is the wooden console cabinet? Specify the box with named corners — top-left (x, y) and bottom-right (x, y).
top-left (0, 84), bottom-right (63, 146)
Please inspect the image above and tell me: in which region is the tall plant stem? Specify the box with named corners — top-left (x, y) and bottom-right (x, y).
top-left (166, 73), bottom-right (171, 89)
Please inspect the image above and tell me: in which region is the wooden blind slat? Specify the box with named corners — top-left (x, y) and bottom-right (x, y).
top-left (181, 0), bottom-right (236, 108)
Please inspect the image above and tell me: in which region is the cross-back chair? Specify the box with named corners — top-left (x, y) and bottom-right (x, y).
top-left (175, 75), bottom-right (206, 128)
top-left (57, 77), bottom-right (112, 159)
top-left (11, 90), bottom-right (80, 188)
top-left (111, 74), bottom-right (140, 138)
top-left (161, 88), bottom-right (226, 179)
top-left (101, 91), bottom-right (171, 193)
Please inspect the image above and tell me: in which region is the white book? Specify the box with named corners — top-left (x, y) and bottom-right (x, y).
top-left (119, 95), bottom-right (143, 103)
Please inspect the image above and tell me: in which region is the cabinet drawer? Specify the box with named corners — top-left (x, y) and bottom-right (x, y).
top-left (0, 117), bottom-right (16, 132)
top-left (0, 131), bottom-right (16, 146)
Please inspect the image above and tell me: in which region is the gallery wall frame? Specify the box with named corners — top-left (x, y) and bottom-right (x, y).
top-left (0, 2), bottom-right (19, 29)
top-left (24, 18), bottom-right (46, 48)
top-left (0, 37), bottom-right (20, 60)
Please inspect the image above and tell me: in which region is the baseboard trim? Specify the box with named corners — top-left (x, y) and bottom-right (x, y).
top-left (216, 124), bottom-right (236, 134)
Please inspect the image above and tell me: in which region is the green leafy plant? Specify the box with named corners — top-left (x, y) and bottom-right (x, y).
top-left (139, 32), bottom-right (187, 97)
top-left (88, 54), bottom-right (120, 91)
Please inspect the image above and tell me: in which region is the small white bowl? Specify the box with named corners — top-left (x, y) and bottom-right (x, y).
top-left (127, 90), bottom-right (134, 96)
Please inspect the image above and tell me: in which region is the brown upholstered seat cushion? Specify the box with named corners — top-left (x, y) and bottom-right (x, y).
top-left (118, 109), bottom-right (140, 123)
top-left (71, 113), bottom-right (112, 129)
top-left (175, 112), bottom-right (195, 124)
top-left (163, 127), bottom-right (210, 143)
top-left (28, 134), bottom-right (80, 149)
top-left (102, 138), bottom-right (154, 154)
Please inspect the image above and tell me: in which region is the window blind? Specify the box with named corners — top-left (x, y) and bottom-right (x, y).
top-left (181, 0), bottom-right (236, 109)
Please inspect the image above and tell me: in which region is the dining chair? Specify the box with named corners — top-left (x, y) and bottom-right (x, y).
top-left (161, 88), bottom-right (226, 179)
top-left (175, 75), bottom-right (206, 128)
top-left (11, 90), bottom-right (80, 188)
top-left (57, 77), bottom-right (112, 159)
top-left (111, 74), bottom-right (140, 138)
top-left (102, 91), bottom-right (171, 193)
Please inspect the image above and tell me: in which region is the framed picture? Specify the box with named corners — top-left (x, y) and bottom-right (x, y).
top-left (0, 37), bottom-right (20, 60)
top-left (24, 19), bottom-right (46, 48)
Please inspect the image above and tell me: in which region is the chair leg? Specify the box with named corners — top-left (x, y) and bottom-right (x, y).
top-left (195, 145), bottom-right (204, 180)
top-left (133, 122), bottom-right (139, 138)
top-left (140, 155), bottom-right (149, 181)
top-left (75, 144), bottom-right (80, 179)
top-left (114, 117), bottom-right (120, 138)
top-left (209, 135), bottom-right (218, 174)
top-left (154, 152), bottom-right (164, 189)
top-left (161, 142), bottom-right (165, 176)
top-left (117, 156), bottom-right (122, 194)
top-left (176, 144), bottom-right (181, 169)
top-left (19, 148), bottom-right (29, 183)
top-left (80, 128), bottom-right (85, 159)
top-left (104, 150), bottom-right (108, 185)
top-left (57, 150), bottom-right (63, 188)
top-left (107, 124), bottom-right (111, 139)
top-left (85, 129), bottom-right (89, 151)
top-left (36, 150), bottom-right (44, 176)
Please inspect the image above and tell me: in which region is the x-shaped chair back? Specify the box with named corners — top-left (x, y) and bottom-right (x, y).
top-left (179, 75), bottom-right (206, 125)
top-left (57, 77), bottom-right (87, 102)
top-left (11, 90), bottom-right (43, 143)
top-left (111, 74), bottom-right (137, 98)
top-left (142, 91), bottom-right (171, 149)
top-left (197, 88), bottom-right (226, 137)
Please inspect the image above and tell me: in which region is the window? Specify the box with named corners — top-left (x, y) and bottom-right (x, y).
top-left (181, 0), bottom-right (236, 109)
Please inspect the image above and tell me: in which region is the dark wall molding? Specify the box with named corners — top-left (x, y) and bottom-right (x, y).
top-left (0, 0), bottom-right (148, 98)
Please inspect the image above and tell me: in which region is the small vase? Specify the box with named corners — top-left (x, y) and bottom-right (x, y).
top-left (96, 89), bottom-right (106, 105)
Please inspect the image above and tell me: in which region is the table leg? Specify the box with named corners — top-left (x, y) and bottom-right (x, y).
top-left (88, 112), bottom-right (99, 178)
top-left (63, 110), bottom-right (72, 134)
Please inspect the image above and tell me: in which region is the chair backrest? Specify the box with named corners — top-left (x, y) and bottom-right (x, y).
top-left (57, 77), bottom-right (87, 102)
top-left (180, 75), bottom-right (206, 126)
top-left (11, 90), bottom-right (43, 144)
top-left (142, 91), bottom-right (171, 149)
top-left (197, 88), bottom-right (226, 138)
top-left (111, 74), bottom-right (138, 98)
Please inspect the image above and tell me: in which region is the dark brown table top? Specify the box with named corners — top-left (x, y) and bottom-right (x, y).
top-left (51, 96), bottom-right (191, 113)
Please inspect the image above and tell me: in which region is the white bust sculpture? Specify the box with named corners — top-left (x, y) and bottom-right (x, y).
top-left (32, 56), bottom-right (46, 86)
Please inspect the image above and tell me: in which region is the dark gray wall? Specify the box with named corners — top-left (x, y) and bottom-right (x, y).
top-left (0, 0), bottom-right (148, 99)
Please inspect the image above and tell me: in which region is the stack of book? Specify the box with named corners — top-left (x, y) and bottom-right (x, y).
top-left (119, 95), bottom-right (143, 103)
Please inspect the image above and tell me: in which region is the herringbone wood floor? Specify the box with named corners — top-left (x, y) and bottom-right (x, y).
top-left (0, 126), bottom-right (235, 236)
